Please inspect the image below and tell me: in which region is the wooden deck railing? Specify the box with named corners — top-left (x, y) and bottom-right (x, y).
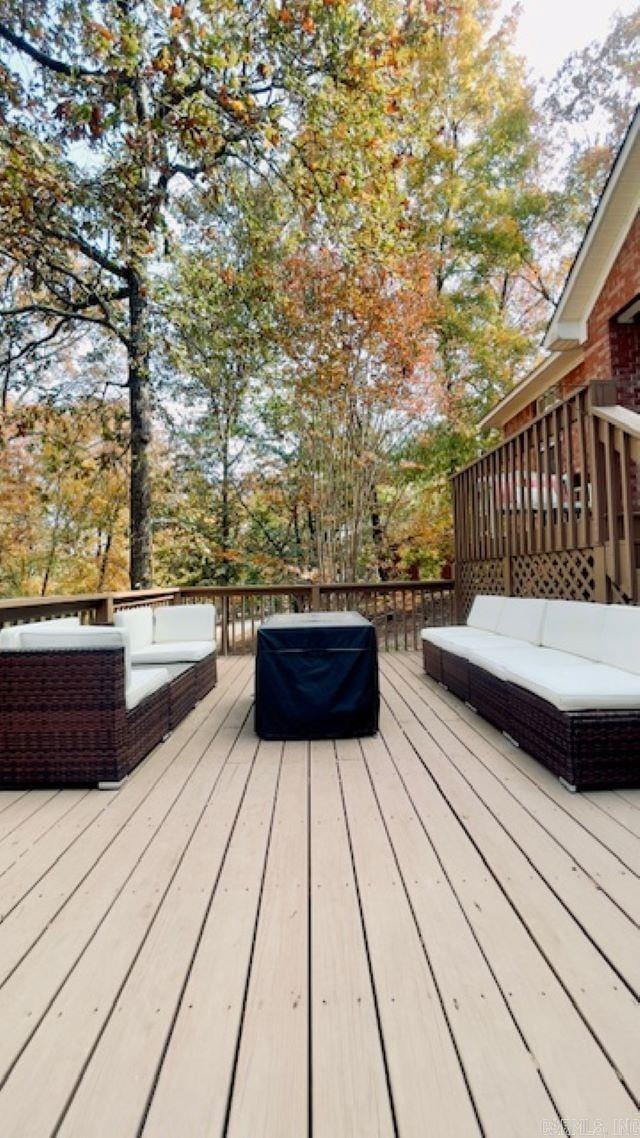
top-left (452, 379), bottom-right (640, 610)
top-left (181, 581), bottom-right (454, 654)
top-left (0, 579), bottom-right (455, 654)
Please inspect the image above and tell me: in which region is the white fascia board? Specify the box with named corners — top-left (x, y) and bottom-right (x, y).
top-left (543, 110), bottom-right (640, 351)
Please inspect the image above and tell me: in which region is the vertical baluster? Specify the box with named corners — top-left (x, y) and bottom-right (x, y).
top-left (563, 399), bottom-right (576, 549)
top-left (603, 421), bottom-right (620, 584)
top-left (523, 426), bottom-right (534, 554)
top-left (576, 394), bottom-right (588, 547)
top-left (553, 406), bottom-right (564, 550)
top-left (618, 428), bottom-right (635, 598)
top-left (588, 395), bottom-right (606, 547)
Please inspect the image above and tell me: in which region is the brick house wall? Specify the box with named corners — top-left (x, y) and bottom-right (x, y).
top-left (503, 209), bottom-right (640, 437)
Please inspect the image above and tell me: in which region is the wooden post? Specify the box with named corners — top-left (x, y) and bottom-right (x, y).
top-left (221, 594), bottom-right (229, 656)
top-left (93, 595), bottom-right (114, 625)
top-left (311, 584), bottom-right (321, 611)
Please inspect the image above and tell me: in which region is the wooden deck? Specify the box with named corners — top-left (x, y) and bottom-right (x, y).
top-left (0, 653), bottom-right (638, 1137)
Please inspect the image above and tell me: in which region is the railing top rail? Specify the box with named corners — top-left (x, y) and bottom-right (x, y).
top-left (451, 382), bottom-right (595, 482)
top-left (591, 403), bottom-right (640, 442)
top-left (182, 579), bottom-right (453, 595)
top-left (0, 579), bottom-right (454, 622)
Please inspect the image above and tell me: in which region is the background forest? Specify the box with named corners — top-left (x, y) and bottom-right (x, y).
top-left (0, 0), bottom-right (638, 594)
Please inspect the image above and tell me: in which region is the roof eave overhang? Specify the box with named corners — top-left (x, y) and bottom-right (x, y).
top-left (543, 109), bottom-right (640, 353)
top-left (478, 348), bottom-right (584, 432)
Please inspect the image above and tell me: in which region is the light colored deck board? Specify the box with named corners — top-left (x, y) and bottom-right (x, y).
top-left (0, 654), bottom-right (636, 1138)
top-left (141, 738), bottom-right (282, 1138)
top-left (56, 730), bottom-right (261, 1138)
top-left (587, 792), bottom-right (640, 839)
top-left (361, 730), bottom-right (557, 1135)
top-left (309, 739), bottom-right (395, 1138)
top-left (391, 659), bottom-right (640, 907)
top-left (227, 740), bottom-right (309, 1138)
top-left (0, 661), bottom-right (250, 969)
top-left (0, 790), bottom-right (91, 877)
top-left (396, 653), bottom-right (640, 875)
top-left (377, 694), bottom-right (639, 1123)
top-left (0, 694), bottom-right (255, 1135)
top-left (0, 658), bottom-right (244, 916)
top-left (0, 791), bottom-right (30, 819)
top-left (0, 789), bottom-right (59, 838)
top-left (0, 673), bottom-right (253, 1081)
top-left (384, 657), bottom-right (640, 985)
top-left (379, 678), bottom-right (640, 1100)
top-left (337, 736), bottom-right (481, 1138)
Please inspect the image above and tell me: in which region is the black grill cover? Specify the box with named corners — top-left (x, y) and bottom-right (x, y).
top-left (255, 613), bottom-right (379, 740)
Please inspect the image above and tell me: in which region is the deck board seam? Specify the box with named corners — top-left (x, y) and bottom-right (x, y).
top-left (378, 683), bottom-right (640, 1105)
top-left (50, 703), bottom-right (258, 1137)
top-left (0, 661), bottom-right (248, 932)
top-left (381, 664), bottom-right (640, 998)
top-left (132, 732), bottom-right (267, 1135)
top-left (219, 740), bottom-right (285, 1138)
top-left (391, 653), bottom-right (640, 881)
top-left (361, 731), bottom-right (500, 1137)
top-left (374, 706), bottom-right (567, 1126)
top-left (385, 655), bottom-right (640, 922)
top-left (0, 680), bottom-right (255, 1100)
top-left (333, 740), bottom-right (402, 1138)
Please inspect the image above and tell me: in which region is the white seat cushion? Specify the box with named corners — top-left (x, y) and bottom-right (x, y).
top-left (541, 600), bottom-right (607, 661)
top-left (421, 627), bottom-right (504, 657)
top-left (495, 597), bottom-right (547, 644)
top-left (19, 627), bottom-right (132, 686)
top-left (466, 643), bottom-right (593, 682)
top-left (599, 605), bottom-right (640, 676)
top-left (114, 607), bottom-right (154, 651)
top-left (503, 658), bottom-right (640, 711)
top-left (131, 640), bottom-right (214, 665)
top-left (153, 603), bottom-right (216, 644)
top-left (126, 666), bottom-right (170, 711)
top-left (467, 595), bottom-right (506, 632)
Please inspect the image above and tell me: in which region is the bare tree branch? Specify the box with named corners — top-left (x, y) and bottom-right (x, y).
top-left (0, 23), bottom-right (104, 80)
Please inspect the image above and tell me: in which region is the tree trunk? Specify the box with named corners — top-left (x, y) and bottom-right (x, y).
top-left (128, 272), bottom-right (153, 589)
top-left (97, 529), bottom-right (113, 591)
top-left (371, 489), bottom-right (389, 580)
top-left (220, 430), bottom-right (231, 585)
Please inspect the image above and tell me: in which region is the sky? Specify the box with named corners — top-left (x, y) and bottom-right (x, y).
top-left (500, 0), bottom-right (638, 80)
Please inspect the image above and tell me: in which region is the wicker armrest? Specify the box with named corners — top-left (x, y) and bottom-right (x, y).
top-left (0, 647), bottom-right (168, 788)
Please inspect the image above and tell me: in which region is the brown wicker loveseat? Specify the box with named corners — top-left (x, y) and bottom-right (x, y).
top-left (422, 596), bottom-right (640, 792)
top-left (0, 605), bottom-right (217, 789)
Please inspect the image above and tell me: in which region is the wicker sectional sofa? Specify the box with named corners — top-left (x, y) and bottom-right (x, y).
top-left (0, 605), bottom-right (217, 789)
top-left (422, 596), bottom-right (640, 791)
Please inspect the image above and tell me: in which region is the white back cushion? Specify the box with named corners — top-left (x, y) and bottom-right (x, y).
top-left (31, 616), bottom-right (81, 630)
top-left (467, 595), bottom-right (505, 632)
top-left (495, 597), bottom-right (546, 644)
top-left (114, 607), bottom-right (154, 651)
top-left (599, 605), bottom-right (640, 675)
top-left (154, 603), bottom-right (216, 644)
top-left (0, 617), bottom-right (80, 649)
top-left (19, 627), bottom-right (132, 686)
top-left (0, 627), bottom-right (23, 648)
top-left (541, 600), bottom-right (607, 661)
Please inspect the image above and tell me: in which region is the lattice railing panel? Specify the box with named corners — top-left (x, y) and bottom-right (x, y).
top-left (511, 549), bottom-right (598, 602)
top-left (457, 559), bottom-right (504, 622)
top-left (608, 576), bottom-right (635, 606)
